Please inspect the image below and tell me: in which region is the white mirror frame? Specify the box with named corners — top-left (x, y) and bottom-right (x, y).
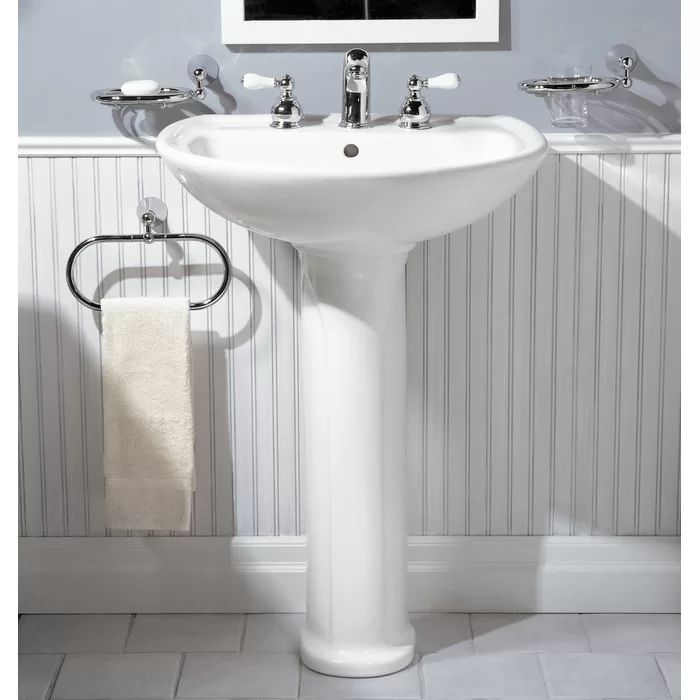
top-left (221, 0), bottom-right (499, 45)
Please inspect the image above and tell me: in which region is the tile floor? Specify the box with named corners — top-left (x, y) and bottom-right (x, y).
top-left (18, 613), bottom-right (680, 700)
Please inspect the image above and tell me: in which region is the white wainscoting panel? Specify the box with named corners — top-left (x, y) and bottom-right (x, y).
top-left (18, 136), bottom-right (681, 539)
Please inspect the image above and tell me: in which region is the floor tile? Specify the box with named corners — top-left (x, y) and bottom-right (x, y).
top-left (422, 650), bottom-right (547, 698)
top-left (582, 614), bottom-right (680, 652)
top-left (242, 613), bottom-right (305, 652)
top-left (300, 656), bottom-right (421, 698)
top-left (19, 614), bottom-right (132, 653)
top-left (540, 652), bottom-right (670, 698)
top-left (409, 613), bottom-right (472, 654)
top-left (18, 654), bottom-right (63, 700)
top-left (176, 652), bottom-right (299, 698)
top-left (126, 614), bottom-right (245, 652)
top-left (656, 651), bottom-right (681, 697)
top-left (51, 653), bottom-right (182, 699)
top-left (471, 613), bottom-right (589, 653)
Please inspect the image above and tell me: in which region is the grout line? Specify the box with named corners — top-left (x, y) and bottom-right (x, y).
top-left (122, 613), bottom-right (137, 652)
top-left (239, 613), bottom-right (249, 652)
top-left (416, 652), bottom-right (426, 699)
top-left (297, 653), bottom-right (303, 698)
top-left (652, 651), bottom-right (673, 697)
top-left (47, 653), bottom-right (65, 700)
top-left (579, 612), bottom-right (593, 652)
top-left (172, 652), bottom-right (186, 699)
top-left (535, 652), bottom-right (552, 698)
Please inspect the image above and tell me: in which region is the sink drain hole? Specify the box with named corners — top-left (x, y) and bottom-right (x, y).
top-left (343, 144), bottom-right (360, 158)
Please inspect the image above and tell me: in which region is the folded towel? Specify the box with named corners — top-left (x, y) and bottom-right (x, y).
top-left (101, 297), bottom-right (195, 531)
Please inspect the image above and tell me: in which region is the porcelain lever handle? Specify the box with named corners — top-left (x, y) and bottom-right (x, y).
top-left (241, 73), bottom-right (279, 90)
top-left (425, 73), bottom-right (461, 90)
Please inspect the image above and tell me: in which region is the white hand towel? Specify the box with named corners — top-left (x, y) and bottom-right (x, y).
top-left (101, 297), bottom-right (195, 531)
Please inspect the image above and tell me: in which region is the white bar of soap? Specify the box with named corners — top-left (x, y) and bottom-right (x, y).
top-left (120, 79), bottom-right (160, 96)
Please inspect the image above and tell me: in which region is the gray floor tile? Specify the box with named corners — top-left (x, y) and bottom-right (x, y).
top-left (176, 652), bottom-right (299, 699)
top-left (51, 653), bottom-right (182, 700)
top-left (582, 614), bottom-right (681, 652)
top-left (409, 613), bottom-right (472, 654)
top-left (126, 614), bottom-right (245, 652)
top-left (300, 656), bottom-right (421, 698)
top-left (656, 652), bottom-right (681, 697)
top-left (471, 613), bottom-right (589, 653)
top-left (422, 650), bottom-right (547, 698)
top-left (242, 614), bottom-right (305, 652)
top-left (540, 652), bottom-right (670, 698)
top-left (19, 614), bottom-right (132, 654)
top-left (19, 654), bottom-right (63, 700)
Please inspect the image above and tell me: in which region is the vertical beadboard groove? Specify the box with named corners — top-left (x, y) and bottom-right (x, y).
top-left (71, 158), bottom-right (90, 535)
top-left (548, 155), bottom-right (561, 536)
top-left (465, 226), bottom-right (472, 536)
top-left (248, 230), bottom-right (259, 536)
top-left (49, 159), bottom-right (69, 535)
top-left (592, 154), bottom-right (605, 534)
top-left (570, 155), bottom-right (583, 536)
top-left (486, 212), bottom-right (494, 536)
top-left (18, 148), bottom-right (681, 539)
top-left (27, 159), bottom-right (49, 537)
top-left (655, 154), bottom-right (671, 535)
top-left (18, 372), bottom-right (27, 537)
top-left (527, 173), bottom-right (538, 535)
top-left (270, 239), bottom-right (281, 536)
top-left (634, 155), bottom-right (649, 535)
top-left (506, 198), bottom-right (515, 535)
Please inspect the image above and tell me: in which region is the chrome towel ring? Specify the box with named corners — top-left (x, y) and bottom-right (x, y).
top-left (66, 197), bottom-right (232, 312)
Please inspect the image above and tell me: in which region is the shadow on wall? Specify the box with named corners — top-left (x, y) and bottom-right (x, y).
top-left (406, 150), bottom-right (679, 542)
top-left (18, 233), bottom-right (264, 539)
top-left (583, 58), bottom-right (680, 133)
top-left (109, 74), bottom-right (237, 143)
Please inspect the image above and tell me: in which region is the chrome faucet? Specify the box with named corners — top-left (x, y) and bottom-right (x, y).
top-left (340, 48), bottom-right (370, 128)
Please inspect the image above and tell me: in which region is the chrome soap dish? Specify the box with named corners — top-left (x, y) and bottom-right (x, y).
top-left (519, 44), bottom-right (638, 127)
top-left (93, 55), bottom-right (219, 108)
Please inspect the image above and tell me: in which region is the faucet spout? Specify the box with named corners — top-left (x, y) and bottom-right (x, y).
top-left (340, 48), bottom-right (371, 128)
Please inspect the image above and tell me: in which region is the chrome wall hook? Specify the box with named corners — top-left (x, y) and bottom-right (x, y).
top-left (606, 44), bottom-right (638, 88)
top-left (188, 55), bottom-right (220, 100)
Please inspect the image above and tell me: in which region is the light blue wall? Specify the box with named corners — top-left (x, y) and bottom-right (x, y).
top-left (19, 0), bottom-right (680, 136)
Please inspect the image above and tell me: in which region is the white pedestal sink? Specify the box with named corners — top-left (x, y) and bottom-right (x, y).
top-left (157, 114), bottom-right (548, 677)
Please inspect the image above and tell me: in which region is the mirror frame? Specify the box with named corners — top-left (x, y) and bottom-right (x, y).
top-left (221, 0), bottom-right (499, 44)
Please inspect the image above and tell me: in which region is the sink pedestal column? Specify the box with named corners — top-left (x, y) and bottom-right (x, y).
top-left (298, 247), bottom-right (416, 678)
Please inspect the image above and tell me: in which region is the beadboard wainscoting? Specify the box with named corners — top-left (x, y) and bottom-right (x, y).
top-left (18, 134), bottom-right (680, 612)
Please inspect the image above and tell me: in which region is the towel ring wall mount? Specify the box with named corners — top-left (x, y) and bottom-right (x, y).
top-left (66, 197), bottom-right (233, 311)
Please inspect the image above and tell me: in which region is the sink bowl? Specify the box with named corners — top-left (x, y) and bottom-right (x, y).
top-left (157, 113), bottom-right (548, 679)
top-left (157, 114), bottom-right (547, 252)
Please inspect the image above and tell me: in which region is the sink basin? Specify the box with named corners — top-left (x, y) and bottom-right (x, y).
top-left (157, 114), bottom-right (547, 252)
top-left (157, 113), bottom-right (547, 679)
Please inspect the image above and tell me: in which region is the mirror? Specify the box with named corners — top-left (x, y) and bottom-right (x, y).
top-left (221, 0), bottom-right (498, 44)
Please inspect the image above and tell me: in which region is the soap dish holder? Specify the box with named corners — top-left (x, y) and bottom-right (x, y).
top-left (92, 54), bottom-right (219, 108)
top-left (520, 45), bottom-right (638, 127)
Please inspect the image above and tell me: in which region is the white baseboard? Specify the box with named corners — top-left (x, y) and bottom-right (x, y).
top-left (19, 536), bottom-right (679, 614)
